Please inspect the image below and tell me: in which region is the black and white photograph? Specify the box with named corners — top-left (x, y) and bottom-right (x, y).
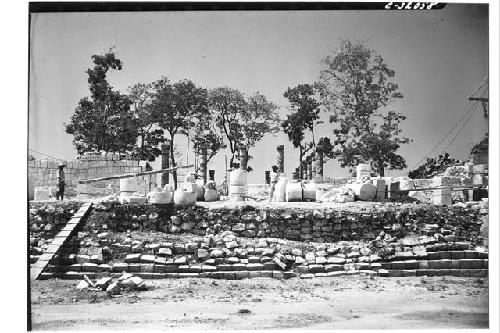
top-left (13, 0), bottom-right (499, 330)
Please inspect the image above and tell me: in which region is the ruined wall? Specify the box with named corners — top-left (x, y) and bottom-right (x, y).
top-left (86, 203), bottom-right (486, 245)
top-left (35, 202), bottom-right (488, 280)
top-left (28, 154), bottom-right (152, 197)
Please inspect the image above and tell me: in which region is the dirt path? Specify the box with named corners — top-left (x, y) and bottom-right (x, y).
top-left (30, 276), bottom-right (488, 330)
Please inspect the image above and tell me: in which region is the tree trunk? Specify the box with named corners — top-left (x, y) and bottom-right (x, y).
top-left (229, 142), bottom-right (236, 168)
top-left (169, 133), bottom-right (178, 189)
top-left (376, 160), bottom-right (385, 177)
top-left (311, 126), bottom-right (316, 148)
top-left (140, 129), bottom-right (146, 159)
top-left (229, 155), bottom-right (233, 168)
top-left (299, 145), bottom-right (304, 179)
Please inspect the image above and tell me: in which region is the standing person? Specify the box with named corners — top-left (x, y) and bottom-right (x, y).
top-left (56, 162), bottom-right (66, 200)
top-left (268, 165), bottom-right (280, 202)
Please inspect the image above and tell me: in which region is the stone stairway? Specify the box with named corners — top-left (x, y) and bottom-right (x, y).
top-left (30, 203), bottom-right (93, 281)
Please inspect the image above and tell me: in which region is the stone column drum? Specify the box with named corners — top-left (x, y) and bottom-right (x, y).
top-left (161, 141), bottom-right (170, 186)
top-left (199, 144), bottom-right (208, 185)
top-left (239, 145), bottom-right (248, 171)
top-left (314, 149), bottom-right (323, 181)
top-left (277, 145), bottom-right (284, 174)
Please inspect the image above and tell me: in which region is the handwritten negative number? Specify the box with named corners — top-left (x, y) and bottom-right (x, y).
top-left (385, 2), bottom-right (439, 10)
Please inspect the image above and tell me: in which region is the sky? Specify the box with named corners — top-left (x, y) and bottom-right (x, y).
top-left (28, 4), bottom-right (489, 184)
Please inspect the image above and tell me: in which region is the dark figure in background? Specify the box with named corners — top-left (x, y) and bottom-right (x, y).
top-left (56, 162), bottom-right (66, 200)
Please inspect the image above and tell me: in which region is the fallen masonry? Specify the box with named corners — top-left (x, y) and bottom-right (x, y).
top-left (75, 272), bottom-right (151, 296)
top-left (30, 199), bottom-right (489, 281)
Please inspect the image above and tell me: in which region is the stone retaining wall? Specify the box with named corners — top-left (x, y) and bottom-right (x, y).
top-left (87, 202), bottom-right (486, 244)
top-left (32, 201), bottom-right (488, 280)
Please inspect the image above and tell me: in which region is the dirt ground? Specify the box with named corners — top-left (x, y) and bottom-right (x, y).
top-left (30, 275), bottom-right (488, 330)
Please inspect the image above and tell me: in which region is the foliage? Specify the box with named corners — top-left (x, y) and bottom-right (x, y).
top-left (208, 87), bottom-right (280, 167)
top-left (316, 137), bottom-right (335, 159)
top-left (316, 39), bottom-right (411, 176)
top-left (190, 111), bottom-right (227, 166)
top-left (470, 133), bottom-right (488, 156)
top-left (65, 50), bottom-right (138, 155)
top-left (207, 87), bottom-right (246, 167)
top-left (408, 153), bottom-right (461, 179)
top-left (282, 84), bottom-right (322, 174)
top-left (149, 77), bottom-right (208, 187)
top-left (241, 92), bottom-right (281, 148)
top-left (127, 83), bottom-right (165, 161)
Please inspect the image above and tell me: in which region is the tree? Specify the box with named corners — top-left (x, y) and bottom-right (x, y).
top-left (470, 133), bottom-right (488, 157)
top-left (65, 50), bottom-right (138, 155)
top-left (128, 83), bottom-right (165, 161)
top-left (316, 137), bottom-right (335, 160)
top-left (316, 39), bottom-right (411, 176)
top-left (408, 153), bottom-right (461, 179)
top-left (282, 84), bottom-right (322, 176)
top-left (240, 92), bottom-right (281, 156)
top-left (150, 77), bottom-right (208, 188)
top-left (207, 87), bottom-right (246, 167)
top-left (190, 111), bottom-right (226, 172)
top-left (208, 87), bottom-right (280, 168)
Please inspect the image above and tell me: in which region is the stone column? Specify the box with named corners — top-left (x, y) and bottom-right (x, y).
top-left (307, 158), bottom-right (313, 180)
top-left (301, 160), bottom-right (308, 180)
top-left (388, 180), bottom-right (401, 200)
top-left (265, 171), bottom-right (271, 185)
top-left (161, 141), bottom-right (170, 186)
top-left (277, 145), bottom-right (284, 173)
top-left (239, 145), bottom-right (248, 170)
top-left (432, 177), bottom-right (451, 205)
top-left (199, 144), bottom-right (208, 185)
top-left (374, 179), bottom-right (386, 201)
top-left (314, 149), bottom-right (324, 181)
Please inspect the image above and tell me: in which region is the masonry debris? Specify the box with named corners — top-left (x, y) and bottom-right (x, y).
top-left (75, 273), bottom-right (151, 296)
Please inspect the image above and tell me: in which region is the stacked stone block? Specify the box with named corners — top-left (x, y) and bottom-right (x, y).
top-left (28, 155), bottom-right (149, 198)
top-left (41, 232), bottom-right (488, 281)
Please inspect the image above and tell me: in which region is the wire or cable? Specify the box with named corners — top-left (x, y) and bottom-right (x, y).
top-left (28, 148), bottom-right (63, 161)
top-left (470, 75), bottom-right (488, 98)
top-left (405, 102), bottom-right (478, 175)
top-left (439, 103), bottom-right (478, 155)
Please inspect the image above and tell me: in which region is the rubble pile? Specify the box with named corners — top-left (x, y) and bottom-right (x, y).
top-left (29, 202), bottom-right (83, 264)
top-left (44, 226), bottom-right (488, 280)
top-left (75, 272), bottom-right (150, 296)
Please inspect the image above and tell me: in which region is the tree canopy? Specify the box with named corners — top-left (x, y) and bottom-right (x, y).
top-left (65, 50), bottom-right (138, 155)
top-left (316, 39), bottom-right (411, 176)
top-left (127, 82), bottom-right (165, 161)
top-left (208, 87), bottom-right (280, 168)
top-left (282, 84), bottom-right (322, 176)
top-left (149, 77), bottom-right (208, 187)
top-left (190, 110), bottom-right (226, 169)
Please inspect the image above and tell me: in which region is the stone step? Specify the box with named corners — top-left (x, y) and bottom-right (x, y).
top-left (380, 259), bottom-right (488, 270)
top-left (38, 270), bottom-right (297, 280)
top-left (39, 268), bottom-right (487, 281)
top-left (40, 257), bottom-right (488, 276)
top-left (31, 202), bottom-right (93, 281)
